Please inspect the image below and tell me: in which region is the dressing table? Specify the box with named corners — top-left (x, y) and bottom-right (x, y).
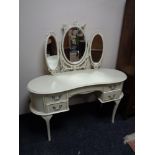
top-left (27, 23), bottom-right (127, 141)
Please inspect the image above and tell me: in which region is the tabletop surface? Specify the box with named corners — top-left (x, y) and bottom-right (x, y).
top-left (27, 68), bottom-right (127, 94)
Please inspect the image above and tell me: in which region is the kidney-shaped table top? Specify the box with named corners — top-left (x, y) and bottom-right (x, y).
top-left (27, 68), bottom-right (127, 94)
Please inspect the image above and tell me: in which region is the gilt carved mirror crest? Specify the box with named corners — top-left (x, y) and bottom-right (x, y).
top-left (44, 23), bottom-right (104, 74)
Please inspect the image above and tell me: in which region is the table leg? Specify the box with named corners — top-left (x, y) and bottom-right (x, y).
top-left (112, 99), bottom-right (121, 123)
top-left (41, 115), bottom-right (53, 141)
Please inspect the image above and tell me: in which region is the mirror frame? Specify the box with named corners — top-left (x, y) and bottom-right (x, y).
top-left (90, 33), bottom-right (104, 68)
top-left (61, 25), bottom-right (88, 66)
top-left (44, 32), bottom-right (59, 74)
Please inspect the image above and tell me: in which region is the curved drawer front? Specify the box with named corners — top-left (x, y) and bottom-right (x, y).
top-left (103, 90), bottom-right (122, 102)
top-left (104, 83), bottom-right (123, 92)
top-left (30, 93), bottom-right (68, 114)
top-left (45, 102), bottom-right (69, 114)
top-left (43, 93), bottom-right (68, 105)
top-left (43, 93), bottom-right (69, 113)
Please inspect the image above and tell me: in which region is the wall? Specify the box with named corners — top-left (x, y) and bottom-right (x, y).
top-left (19, 0), bottom-right (126, 114)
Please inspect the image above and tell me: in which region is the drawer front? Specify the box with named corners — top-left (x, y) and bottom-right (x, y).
top-left (103, 90), bottom-right (121, 102)
top-left (43, 93), bottom-right (67, 105)
top-left (104, 83), bottom-right (123, 92)
top-left (45, 102), bottom-right (68, 113)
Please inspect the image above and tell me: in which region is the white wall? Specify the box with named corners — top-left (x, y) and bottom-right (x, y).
top-left (19, 0), bottom-right (126, 114)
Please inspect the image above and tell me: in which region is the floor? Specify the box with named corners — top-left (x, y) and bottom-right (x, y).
top-left (19, 101), bottom-right (135, 155)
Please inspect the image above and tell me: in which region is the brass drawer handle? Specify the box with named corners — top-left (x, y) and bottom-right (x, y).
top-left (52, 105), bottom-right (62, 111)
top-left (108, 94), bottom-right (116, 100)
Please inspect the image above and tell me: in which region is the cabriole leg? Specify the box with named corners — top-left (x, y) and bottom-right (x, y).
top-left (112, 100), bottom-right (121, 123)
top-left (41, 115), bottom-right (53, 141)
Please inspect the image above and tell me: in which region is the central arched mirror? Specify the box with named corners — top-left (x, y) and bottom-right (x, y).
top-left (45, 34), bottom-right (59, 73)
top-left (63, 27), bottom-right (86, 63)
top-left (90, 33), bottom-right (103, 67)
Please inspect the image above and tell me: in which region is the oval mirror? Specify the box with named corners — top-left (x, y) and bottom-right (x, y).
top-left (91, 34), bottom-right (103, 63)
top-left (45, 35), bottom-right (58, 71)
top-left (63, 27), bottom-right (86, 63)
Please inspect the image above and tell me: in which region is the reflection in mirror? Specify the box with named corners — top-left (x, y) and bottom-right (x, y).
top-left (46, 35), bottom-right (58, 70)
top-left (47, 36), bottom-right (57, 56)
top-left (63, 27), bottom-right (86, 62)
top-left (91, 34), bottom-right (103, 63)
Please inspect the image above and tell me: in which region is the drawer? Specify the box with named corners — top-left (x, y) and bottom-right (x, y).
top-left (104, 83), bottom-right (123, 92)
top-left (43, 93), bottom-right (67, 105)
top-left (45, 102), bottom-right (69, 113)
top-left (103, 90), bottom-right (121, 102)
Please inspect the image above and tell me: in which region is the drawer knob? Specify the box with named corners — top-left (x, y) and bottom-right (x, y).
top-left (52, 105), bottom-right (62, 111)
top-left (54, 96), bottom-right (60, 101)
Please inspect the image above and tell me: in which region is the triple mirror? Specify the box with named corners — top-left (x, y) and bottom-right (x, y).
top-left (45, 25), bottom-right (103, 74)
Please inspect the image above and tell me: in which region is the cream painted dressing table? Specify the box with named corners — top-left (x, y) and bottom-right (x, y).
top-left (27, 23), bottom-right (127, 141)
